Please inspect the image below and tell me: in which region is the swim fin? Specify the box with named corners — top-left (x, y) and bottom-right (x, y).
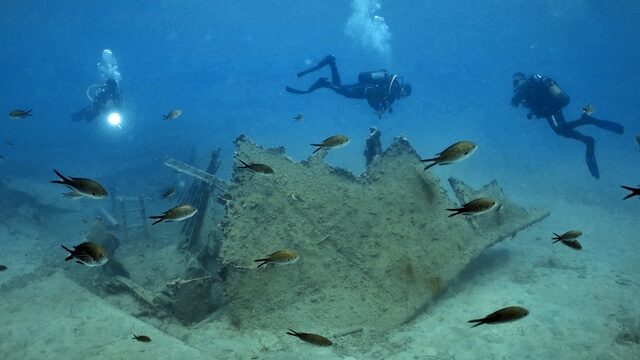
top-left (594, 120), bottom-right (624, 134)
top-left (285, 78), bottom-right (330, 95)
top-left (580, 114), bottom-right (624, 134)
top-left (285, 86), bottom-right (309, 95)
top-left (296, 55), bottom-right (335, 78)
top-left (585, 146), bottom-right (600, 179)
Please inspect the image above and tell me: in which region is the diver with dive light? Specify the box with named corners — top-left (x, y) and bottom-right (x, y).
top-left (72, 49), bottom-right (122, 123)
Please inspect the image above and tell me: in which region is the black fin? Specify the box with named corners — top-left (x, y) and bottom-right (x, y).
top-left (423, 162), bottom-right (437, 170)
top-left (51, 169), bottom-right (71, 185)
top-left (61, 245), bottom-right (74, 261)
top-left (468, 319), bottom-right (485, 328)
top-left (621, 185), bottom-right (639, 200)
top-left (254, 259), bottom-right (269, 268)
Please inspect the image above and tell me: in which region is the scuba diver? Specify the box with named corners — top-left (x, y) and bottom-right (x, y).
top-left (72, 49), bottom-right (122, 123)
top-left (286, 55), bottom-right (411, 118)
top-left (510, 72), bottom-right (624, 179)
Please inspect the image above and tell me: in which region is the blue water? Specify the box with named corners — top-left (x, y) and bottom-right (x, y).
top-left (1, 1), bottom-right (639, 358)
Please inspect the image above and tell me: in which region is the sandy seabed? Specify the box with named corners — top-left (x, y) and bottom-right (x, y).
top-left (0, 180), bottom-right (638, 360)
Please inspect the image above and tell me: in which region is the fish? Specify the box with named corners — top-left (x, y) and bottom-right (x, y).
top-left (621, 185), bottom-right (640, 200)
top-left (62, 191), bottom-right (84, 200)
top-left (293, 113), bottom-right (304, 122)
top-left (237, 160), bottom-right (274, 174)
top-left (468, 306), bottom-right (529, 327)
top-left (149, 204), bottom-right (198, 225)
top-left (286, 329), bottom-right (332, 346)
top-left (132, 334), bottom-right (151, 342)
top-left (446, 197), bottom-right (498, 217)
top-left (254, 249), bottom-right (299, 268)
top-left (556, 239), bottom-right (583, 250)
top-left (61, 242), bottom-right (108, 267)
top-left (551, 230), bottom-right (582, 242)
top-left (311, 135), bottom-right (350, 154)
top-left (160, 186), bottom-right (176, 199)
top-left (635, 135), bottom-right (640, 151)
top-left (50, 169), bottom-right (108, 199)
top-left (0, 265), bottom-right (7, 271)
top-left (582, 104), bottom-right (595, 115)
top-left (421, 141), bottom-right (477, 170)
top-left (216, 192), bottom-right (232, 205)
top-left (162, 109), bottom-right (182, 120)
top-left (8, 109), bottom-right (32, 119)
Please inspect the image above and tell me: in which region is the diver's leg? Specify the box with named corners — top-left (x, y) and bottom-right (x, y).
top-left (71, 106), bottom-right (91, 122)
top-left (555, 125), bottom-right (600, 179)
top-left (296, 55), bottom-right (336, 78)
top-left (285, 77), bottom-right (331, 95)
top-left (565, 113), bottom-right (625, 134)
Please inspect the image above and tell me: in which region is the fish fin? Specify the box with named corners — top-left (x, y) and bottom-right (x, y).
top-left (286, 329), bottom-right (300, 337)
top-left (423, 162), bottom-right (437, 170)
top-left (468, 319), bottom-right (485, 328)
top-left (552, 239), bottom-right (561, 244)
top-left (61, 245), bottom-right (74, 261)
top-left (132, 334), bottom-right (138, 339)
top-left (149, 216), bottom-right (164, 225)
top-left (162, 114), bottom-right (169, 119)
top-left (312, 147), bottom-right (322, 154)
top-left (76, 261), bottom-right (85, 265)
top-left (25, 110), bottom-right (32, 116)
top-left (552, 233), bottom-right (561, 240)
top-left (254, 259), bottom-right (269, 268)
top-left (446, 208), bottom-right (462, 217)
top-left (420, 157), bottom-right (437, 162)
top-left (621, 185), bottom-right (639, 200)
top-left (238, 160), bottom-right (250, 168)
top-left (51, 169), bottom-right (71, 185)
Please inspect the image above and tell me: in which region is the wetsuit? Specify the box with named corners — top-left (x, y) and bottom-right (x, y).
top-left (72, 79), bottom-right (122, 122)
top-left (511, 74), bottom-right (624, 179)
top-left (286, 55), bottom-right (409, 117)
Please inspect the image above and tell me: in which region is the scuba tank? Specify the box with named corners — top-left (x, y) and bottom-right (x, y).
top-left (359, 70), bottom-right (389, 84)
top-left (545, 78), bottom-right (570, 108)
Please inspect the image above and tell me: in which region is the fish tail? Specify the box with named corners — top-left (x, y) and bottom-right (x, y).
top-left (61, 245), bottom-right (74, 261)
top-left (552, 239), bottom-right (561, 244)
top-left (621, 185), bottom-right (638, 199)
top-left (238, 160), bottom-right (250, 168)
top-left (312, 147), bottom-right (323, 154)
top-left (423, 162), bottom-right (437, 170)
top-left (254, 259), bottom-right (269, 268)
top-left (51, 169), bottom-right (70, 184)
top-left (149, 216), bottom-right (164, 225)
top-left (468, 319), bottom-right (485, 328)
top-left (286, 329), bottom-right (300, 337)
top-left (551, 233), bottom-right (561, 240)
top-left (446, 208), bottom-right (461, 217)
top-left (25, 109), bottom-right (32, 116)
top-left (162, 114), bottom-right (169, 119)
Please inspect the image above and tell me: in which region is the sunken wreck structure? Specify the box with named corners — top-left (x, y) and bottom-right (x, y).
top-left (0, 133), bottom-right (548, 342)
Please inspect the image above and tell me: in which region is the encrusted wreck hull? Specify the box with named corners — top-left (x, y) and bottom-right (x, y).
top-left (220, 135), bottom-right (548, 332)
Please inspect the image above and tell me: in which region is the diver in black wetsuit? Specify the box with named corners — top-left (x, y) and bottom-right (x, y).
top-left (510, 72), bottom-right (624, 179)
top-left (286, 55), bottom-right (411, 118)
top-left (71, 78), bottom-right (122, 122)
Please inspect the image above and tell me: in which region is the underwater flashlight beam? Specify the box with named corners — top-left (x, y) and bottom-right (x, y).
top-left (107, 112), bottom-right (122, 129)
